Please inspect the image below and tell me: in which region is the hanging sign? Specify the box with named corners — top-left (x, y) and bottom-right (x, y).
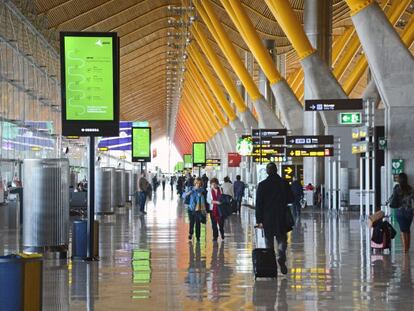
top-left (60, 32), bottom-right (120, 136)
top-left (252, 129), bottom-right (286, 163)
top-left (305, 99), bottom-right (363, 111)
top-left (236, 135), bottom-right (253, 156)
top-left (228, 153), bottom-right (242, 167)
top-left (193, 142), bottom-right (206, 167)
top-left (282, 165), bottom-right (296, 182)
top-left (339, 112), bottom-right (362, 125)
top-left (286, 147), bottom-right (334, 157)
top-left (131, 127), bottom-right (151, 162)
top-left (352, 141), bottom-right (371, 154)
top-left (206, 159), bottom-right (221, 167)
top-left (286, 135), bottom-right (334, 145)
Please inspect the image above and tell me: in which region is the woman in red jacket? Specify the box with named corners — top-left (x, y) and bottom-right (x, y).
top-left (207, 178), bottom-right (225, 241)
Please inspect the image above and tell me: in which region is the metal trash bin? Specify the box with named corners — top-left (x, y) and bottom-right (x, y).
top-left (23, 159), bottom-right (70, 255)
top-left (0, 253), bottom-right (43, 311)
top-left (95, 167), bottom-right (115, 215)
top-left (72, 220), bottom-right (99, 259)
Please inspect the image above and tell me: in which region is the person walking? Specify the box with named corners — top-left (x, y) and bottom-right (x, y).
top-left (138, 172), bottom-right (150, 215)
top-left (201, 174), bottom-right (209, 189)
top-left (233, 175), bottom-right (246, 214)
top-left (161, 175), bottom-right (166, 192)
top-left (207, 178), bottom-right (226, 241)
top-left (184, 177), bottom-right (207, 241)
top-left (170, 175), bottom-right (176, 194)
top-left (291, 176), bottom-right (304, 218)
top-left (255, 163), bottom-right (294, 275)
top-left (390, 173), bottom-right (414, 253)
top-left (222, 176), bottom-right (234, 198)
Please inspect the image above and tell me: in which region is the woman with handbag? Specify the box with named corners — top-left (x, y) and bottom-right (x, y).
top-left (390, 173), bottom-right (414, 253)
top-left (207, 178), bottom-right (226, 241)
top-left (184, 177), bottom-right (207, 242)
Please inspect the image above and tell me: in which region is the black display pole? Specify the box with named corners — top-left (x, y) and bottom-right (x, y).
top-left (86, 136), bottom-right (96, 260)
top-left (198, 166), bottom-right (201, 177)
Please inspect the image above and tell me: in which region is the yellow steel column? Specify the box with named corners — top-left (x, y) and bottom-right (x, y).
top-left (194, 0), bottom-right (262, 101)
top-left (220, 0), bottom-right (283, 84)
top-left (346, 0), bottom-right (375, 15)
top-left (187, 62), bottom-right (228, 126)
top-left (188, 44), bottom-right (238, 121)
top-left (184, 77), bottom-right (223, 131)
top-left (263, 0), bottom-right (316, 60)
top-left (182, 99), bottom-right (214, 139)
top-left (191, 25), bottom-right (247, 113)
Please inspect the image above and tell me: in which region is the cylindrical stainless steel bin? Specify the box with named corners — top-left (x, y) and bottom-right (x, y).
top-left (124, 170), bottom-right (131, 202)
top-left (113, 169), bottom-right (125, 207)
top-left (23, 159), bottom-right (69, 253)
top-left (95, 167), bottom-right (114, 214)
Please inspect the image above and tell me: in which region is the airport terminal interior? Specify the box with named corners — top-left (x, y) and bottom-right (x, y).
top-left (1, 0), bottom-right (414, 310)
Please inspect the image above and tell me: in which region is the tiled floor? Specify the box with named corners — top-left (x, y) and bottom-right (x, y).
top-left (1, 189), bottom-right (414, 310)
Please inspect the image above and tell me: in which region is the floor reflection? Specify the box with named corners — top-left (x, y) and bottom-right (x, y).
top-left (1, 188), bottom-right (414, 310)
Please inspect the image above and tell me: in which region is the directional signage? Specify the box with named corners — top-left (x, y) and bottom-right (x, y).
top-left (339, 112), bottom-right (362, 125)
top-left (286, 147), bottom-right (334, 157)
top-left (252, 129), bottom-right (286, 163)
top-left (305, 99), bottom-right (363, 111)
top-left (286, 135), bottom-right (334, 145)
top-left (352, 126), bottom-right (371, 139)
top-left (392, 159), bottom-right (404, 175)
top-left (297, 165), bottom-right (304, 186)
top-left (352, 141), bottom-right (371, 154)
top-left (282, 165), bottom-right (296, 182)
top-left (206, 159), bottom-right (221, 167)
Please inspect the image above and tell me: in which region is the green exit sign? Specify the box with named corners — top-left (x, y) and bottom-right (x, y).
top-left (339, 112), bottom-right (362, 125)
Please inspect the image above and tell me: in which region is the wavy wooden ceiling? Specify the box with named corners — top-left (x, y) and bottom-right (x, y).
top-left (29, 0), bottom-right (411, 143)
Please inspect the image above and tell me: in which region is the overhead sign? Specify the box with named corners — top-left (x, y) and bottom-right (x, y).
top-left (297, 165), bottom-right (304, 186)
top-left (392, 159), bottom-right (404, 175)
top-left (287, 147), bottom-right (334, 157)
top-left (131, 127), bottom-right (151, 162)
top-left (193, 142), bottom-right (206, 167)
top-left (352, 126), bottom-right (371, 139)
top-left (184, 154), bottom-right (193, 169)
top-left (282, 165), bottom-right (296, 182)
top-left (228, 153), bottom-right (242, 167)
top-left (339, 112), bottom-right (362, 125)
top-left (206, 159), bottom-right (221, 167)
top-left (236, 135), bottom-right (253, 156)
top-left (60, 32), bottom-right (120, 136)
top-left (352, 141), bottom-right (371, 154)
top-left (286, 135), bottom-right (334, 145)
top-left (305, 99), bottom-right (363, 111)
top-left (252, 129), bottom-right (286, 163)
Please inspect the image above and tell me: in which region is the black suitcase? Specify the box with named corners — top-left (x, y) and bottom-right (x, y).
top-left (252, 248), bottom-right (278, 279)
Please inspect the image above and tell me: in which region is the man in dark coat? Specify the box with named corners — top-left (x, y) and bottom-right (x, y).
top-left (291, 176), bottom-right (304, 218)
top-left (255, 163), bottom-right (293, 274)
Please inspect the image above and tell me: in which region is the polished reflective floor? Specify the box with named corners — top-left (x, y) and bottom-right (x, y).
top-left (1, 190), bottom-right (414, 310)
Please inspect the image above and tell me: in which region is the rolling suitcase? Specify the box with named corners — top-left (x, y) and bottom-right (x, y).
top-left (252, 228), bottom-right (277, 279)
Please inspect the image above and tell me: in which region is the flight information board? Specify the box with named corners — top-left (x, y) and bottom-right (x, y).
top-left (193, 142), bottom-right (206, 167)
top-left (252, 129), bottom-right (286, 163)
top-left (286, 147), bottom-right (334, 157)
top-left (60, 32), bottom-right (119, 136)
top-left (131, 127), bottom-right (151, 162)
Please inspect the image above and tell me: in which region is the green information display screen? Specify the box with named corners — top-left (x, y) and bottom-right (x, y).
top-left (60, 32), bottom-right (119, 137)
top-left (132, 127), bottom-right (151, 162)
top-left (64, 36), bottom-right (114, 120)
top-left (184, 154), bottom-right (193, 169)
top-left (193, 142), bottom-right (206, 167)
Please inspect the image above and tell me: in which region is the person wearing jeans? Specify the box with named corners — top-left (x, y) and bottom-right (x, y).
top-left (255, 163), bottom-right (294, 275)
top-left (138, 173), bottom-right (150, 215)
top-left (207, 178), bottom-right (225, 241)
top-left (184, 178), bottom-right (206, 241)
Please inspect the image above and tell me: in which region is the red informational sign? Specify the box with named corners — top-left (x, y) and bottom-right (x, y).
top-left (228, 153), bottom-right (242, 167)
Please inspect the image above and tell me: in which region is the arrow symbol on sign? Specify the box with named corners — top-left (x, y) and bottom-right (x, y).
top-left (310, 105), bottom-right (316, 110)
top-left (285, 167), bottom-right (293, 174)
top-left (342, 115), bottom-right (351, 122)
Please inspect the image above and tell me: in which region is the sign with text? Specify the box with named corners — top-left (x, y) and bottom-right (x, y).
top-left (282, 165), bottom-right (296, 182)
top-left (352, 141), bottom-right (371, 154)
top-left (305, 99), bottom-right (363, 111)
top-left (339, 112), bottom-right (362, 125)
top-left (184, 154), bottom-right (193, 169)
top-left (352, 126), bottom-right (371, 139)
top-left (206, 159), bottom-right (221, 167)
top-left (228, 153), bottom-right (242, 167)
top-left (286, 135), bottom-right (334, 145)
top-left (60, 32), bottom-right (119, 136)
top-left (131, 127), bottom-right (151, 162)
top-left (286, 147), bottom-right (334, 157)
top-left (252, 129), bottom-right (286, 163)
top-left (192, 142), bottom-right (206, 167)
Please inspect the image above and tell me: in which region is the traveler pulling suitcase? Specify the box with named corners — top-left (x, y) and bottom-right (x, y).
top-left (252, 227), bottom-right (277, 279)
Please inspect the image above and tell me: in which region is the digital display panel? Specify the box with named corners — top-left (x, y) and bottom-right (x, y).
top-left (132, 127), bottom-right (151, 162)
top-left (192, 142), bottom-right (206, 167)
top-left (184, 154), bottom-right (193, 169)
top-left (60, 32), bottom-right (119, 136)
